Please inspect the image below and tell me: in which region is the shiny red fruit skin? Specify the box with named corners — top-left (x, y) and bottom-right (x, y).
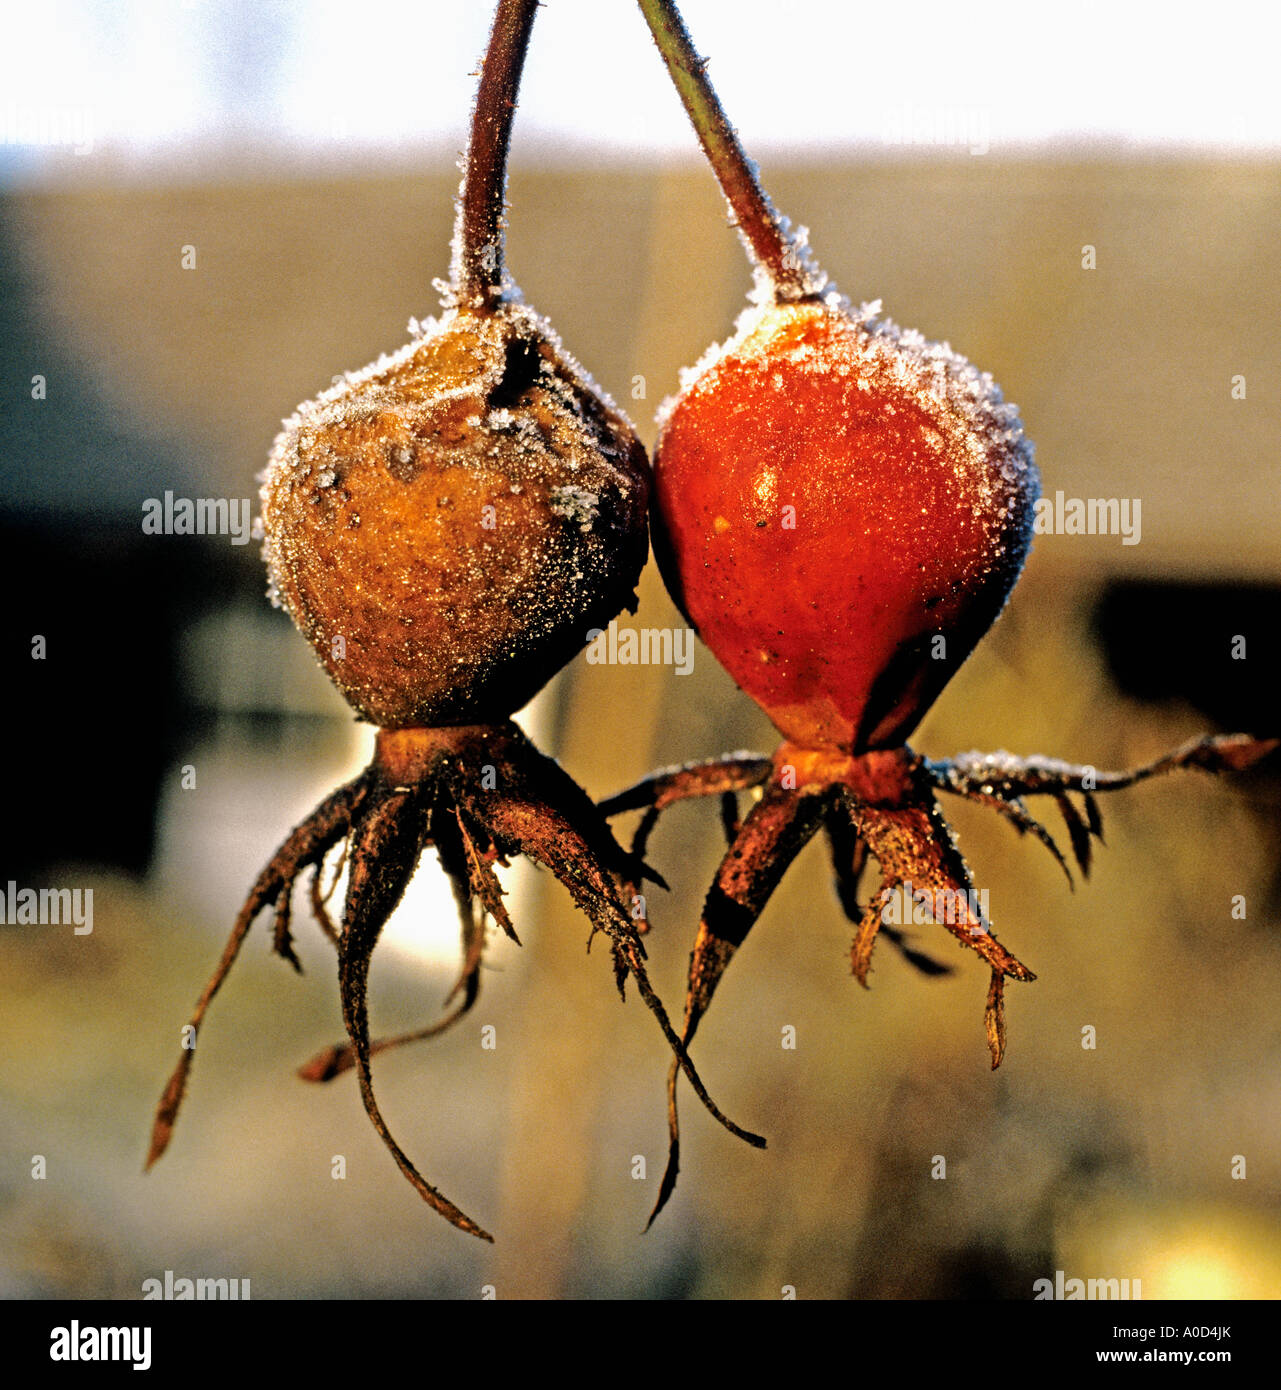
top-left (652, 300), bottom-right (1039, 752)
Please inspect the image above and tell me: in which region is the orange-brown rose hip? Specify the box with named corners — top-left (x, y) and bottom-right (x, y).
top-left (262, 301), bottom-right (649, 728)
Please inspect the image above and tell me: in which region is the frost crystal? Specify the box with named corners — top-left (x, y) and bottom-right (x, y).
top-left (549, 484), bottom-right (599, 531)
top-left (657, 292), bottom-right (1039, 507)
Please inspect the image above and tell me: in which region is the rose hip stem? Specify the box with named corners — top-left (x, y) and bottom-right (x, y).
top-left (454, 0), bottom-right (540, 310)
top-left (636, 0), bottom-right (814, 300)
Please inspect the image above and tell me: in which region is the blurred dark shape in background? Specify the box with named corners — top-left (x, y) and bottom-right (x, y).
top-left (1094, 581), bottom-right (1281, 895)
top-left (0, 518), bottom-right (219, 876)
top-left (0, 210), bottom-right (264, 878)
top-left (1094, 581), bottom-right (1277, 735)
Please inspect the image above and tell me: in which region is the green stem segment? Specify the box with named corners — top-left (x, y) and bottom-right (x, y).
top-left (456, 0), bottom-right (541, 310)
top-left (637, 0), bottom-right (814, 299)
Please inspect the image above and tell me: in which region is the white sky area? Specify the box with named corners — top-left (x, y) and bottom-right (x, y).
top-left (2, 0), bottom-right (1278, 183)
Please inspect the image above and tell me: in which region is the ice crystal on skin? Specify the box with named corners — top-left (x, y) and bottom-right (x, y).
top-left (550, 484), bottom-right (600, 531)
top-left (660, 294), bottom-right (1038, 504)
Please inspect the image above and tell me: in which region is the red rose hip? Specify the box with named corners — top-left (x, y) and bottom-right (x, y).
top-left (608, 0), bottom-right (1274, 1232)
top-left (652, 298), bottom-right (1039, 751)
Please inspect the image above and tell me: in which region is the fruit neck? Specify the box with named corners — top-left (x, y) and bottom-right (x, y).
top-left (375, 723), bottom-right (523, 786)
top-left (773, 742), bottom-right (921, 804)
top-left (637, 0), bottom-right (820, 302)
top-left (455, 0), bottom-right (541, 312)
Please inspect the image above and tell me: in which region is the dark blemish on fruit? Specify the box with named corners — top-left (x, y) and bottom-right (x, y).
top-left (490, 334), bottom-right (543, 409)
top-left (386, 442), bottom-right (419, 482)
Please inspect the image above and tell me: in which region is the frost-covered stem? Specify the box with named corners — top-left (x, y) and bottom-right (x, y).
top-left (637, 0), bottom-right (812, 299)
top-left (456, 0), bottom-right (540, 311)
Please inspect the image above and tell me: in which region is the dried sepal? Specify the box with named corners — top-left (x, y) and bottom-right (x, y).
top-left (826, 804), bottom-right (949, 976)
top-left (150, 722), bottom-right (758, 1240)
top-left (146, 776), bottom-right (367, 1171)
top-left (984, 969), bottom-right (1007, 1069)
top-left (646, 779), bottom-right (829, 1224)
top-left (603, 731), bottom-right (1276, 1221)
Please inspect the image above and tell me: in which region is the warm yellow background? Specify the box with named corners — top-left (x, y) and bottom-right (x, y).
top-left (2, 157), bottom-right (1278, 1298)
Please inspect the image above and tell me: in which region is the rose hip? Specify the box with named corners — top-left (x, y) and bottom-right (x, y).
top-left (263, 301), bottom-right (649, 729)
top-left (616, 0), bottom-right (1276, 1226)
top-left (652, 297), bottom-right (1038, 751)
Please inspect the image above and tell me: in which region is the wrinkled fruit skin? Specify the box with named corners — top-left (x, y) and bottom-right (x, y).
top-left (653, 300), bottom-right (1039, 751)
top-left (262, 302), bottom-right (649, 727)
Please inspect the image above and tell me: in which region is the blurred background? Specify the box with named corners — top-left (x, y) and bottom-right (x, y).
top-left (1, 0), bottom-right (1279, 1300)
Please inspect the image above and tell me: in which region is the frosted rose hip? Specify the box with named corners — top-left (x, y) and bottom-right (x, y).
top-left (652, 299), bottom-right (1039, 750)
top-left (262, 302), bottom-right (649, 728)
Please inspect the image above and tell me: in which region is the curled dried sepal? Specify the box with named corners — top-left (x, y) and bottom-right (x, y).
top-left (146, 776), bottom-right (367, 1171)
top-left (826, 805), bottom-right (951, 976)
top-left (923, 733), bottom-right (1279, 881)
top-left (647, 778), bottom-right (829, 1226)
top-left (602, 731), bottom-right (1276, 1222)
top-left (149, 722), bottom-right (757, 1240)
top-left (985, 970), bottom-right (1007, 1069)
top-left (298, 805), bottom-right (489, 1083)
top-left (836, 774), bottom-right (1034, 991)
top-left (333, 785), bottom-right (497, 1239)
top-left (439, 727), bottom-right (761, 1151)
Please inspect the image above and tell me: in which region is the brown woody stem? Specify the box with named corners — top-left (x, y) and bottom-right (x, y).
top-left (637, 0), bottom-right (814, 299)
top-left (455, 0), bottom-right (540, 310)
